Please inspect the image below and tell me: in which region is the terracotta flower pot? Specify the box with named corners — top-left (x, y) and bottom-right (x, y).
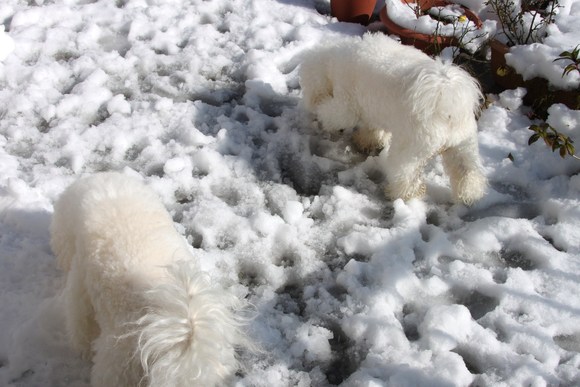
top-left (521, 0), bottom-right (551, 12)
top-left (489, 39), bottom-right (525, 90)
top-left (490, 39), bottom-right (580, 110)
top-left (379, 0), bottom-right (482, 54)
top-left (331, 0), bottom-right (377, 25)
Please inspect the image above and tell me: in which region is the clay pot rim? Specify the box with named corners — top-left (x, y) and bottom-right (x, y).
top-left (379, 0), bottom-right (483, 46)
top-left (330, 0), bottom-right (377, 25)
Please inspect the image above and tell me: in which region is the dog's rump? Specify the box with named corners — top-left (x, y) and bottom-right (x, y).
top-left (51, 172), bottom-right (249, 387)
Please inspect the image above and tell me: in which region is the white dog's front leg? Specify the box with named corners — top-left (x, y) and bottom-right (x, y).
top-left (383, 145), bottom-right (430, 201)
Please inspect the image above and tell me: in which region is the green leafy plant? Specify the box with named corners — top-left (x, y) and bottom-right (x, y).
top-left (486, 0), bottom-right (558, 46)
top-left (553, 45), bottom-right (580, 77)
top-left (528, 122), bottom-right (578, 159)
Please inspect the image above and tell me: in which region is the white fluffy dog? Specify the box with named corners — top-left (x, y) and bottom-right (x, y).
top-left (299, 33), bottom-right (487, 205)
top-left (51, 172), bottom-right (248, 387)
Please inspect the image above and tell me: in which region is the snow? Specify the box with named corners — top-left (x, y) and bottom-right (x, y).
top-left (0, 26), bottom-right (14, 61)
top-left (491, 0), bottom-right (580, 89)
top-left (0, 0), bottom-right (579, 386)
top-left (384, 0), bottom-right (496, 53)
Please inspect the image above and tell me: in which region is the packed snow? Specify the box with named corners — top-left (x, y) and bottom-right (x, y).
top-left (495, 0), bottom-right (580, 89)
top-left (1, 0), bottom-right (579, 386)
top-left (384, 0), bottom-right (496, 52)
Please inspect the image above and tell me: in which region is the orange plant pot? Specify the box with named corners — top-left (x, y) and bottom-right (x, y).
top-left (331, 0), bottom-right (377, 25)
top-left (490, 39), bottom-right (580, 110)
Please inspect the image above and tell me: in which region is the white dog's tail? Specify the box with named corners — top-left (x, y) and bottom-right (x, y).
top-left (135, 261), bottom-right (249, 387)
top-left (408, 59), bottom-right (482, 137)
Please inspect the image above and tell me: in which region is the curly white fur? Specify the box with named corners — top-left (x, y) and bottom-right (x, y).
top-left (51, 172), bottom-right (248, 387)
top-left (299, 33), bottom-right (487, 205)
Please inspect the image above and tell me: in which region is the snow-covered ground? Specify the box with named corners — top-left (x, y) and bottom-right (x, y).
top-left (489, 0), bottom-right (580, 89)
top-left (1, 0), bottom-right (579, 386)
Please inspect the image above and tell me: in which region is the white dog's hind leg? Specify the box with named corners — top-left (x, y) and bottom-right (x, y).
top-left (383, 145), bottom-right (431, 201)
top-left (442, 138), bottom-right (487, 205)
top-left (91, 334), bottom-right (140, 387)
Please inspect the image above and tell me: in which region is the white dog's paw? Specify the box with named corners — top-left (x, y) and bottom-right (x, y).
top-left (453, 170), bottom-right (487, 205)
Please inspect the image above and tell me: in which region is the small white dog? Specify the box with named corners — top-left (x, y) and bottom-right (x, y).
top-left (51, 172), bottom-right (248, 387)
top-left (299, 33), bottom-right (487, 205)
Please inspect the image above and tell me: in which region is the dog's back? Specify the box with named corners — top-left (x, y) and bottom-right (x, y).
top-left (300, 33), bottom-right (480, 133)
top-left (349, 34), bottom-right (481, 142)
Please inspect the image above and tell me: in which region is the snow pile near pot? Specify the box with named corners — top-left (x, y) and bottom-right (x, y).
top-left (384, 0), bottom-right (496, 53)
top-left (504, 0), bottom-right (580, 89)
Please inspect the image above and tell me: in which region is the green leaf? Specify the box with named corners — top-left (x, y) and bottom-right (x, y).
top-left (543, 137), bottom-right (552, 147)
top-left (560, 146), bottom-right (567, 158)
top-left (528, 133), bottom-right (541, 145)
top-left (563, 64), bottom-right (577, 77)
top-left (557, 50), bottom-right (573, 58)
